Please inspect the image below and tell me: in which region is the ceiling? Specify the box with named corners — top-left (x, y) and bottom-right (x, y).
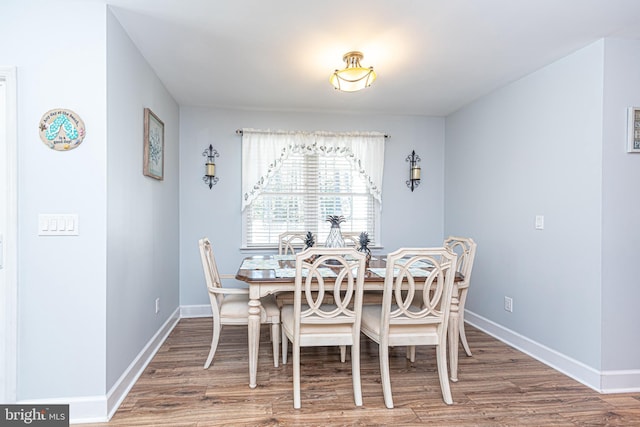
top-left (106, 0), bottom-right (640, 116)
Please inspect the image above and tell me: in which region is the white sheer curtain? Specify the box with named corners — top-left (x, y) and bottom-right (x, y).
top-left (241, 129), bottom-right (386, 211)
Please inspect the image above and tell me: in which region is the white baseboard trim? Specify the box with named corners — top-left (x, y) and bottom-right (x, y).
top-left (464, 310), bottom-right (640, 394)
top-left (20, 307), bottom-right (184, 424)
top-left (601, 369), bottom-right (640, 393)
top-left (102, 307), bottom-right (181, 423)
top-left (18, 395), bottom-right (107, 425)
top-left (180, 304), bottom-right (212, 318)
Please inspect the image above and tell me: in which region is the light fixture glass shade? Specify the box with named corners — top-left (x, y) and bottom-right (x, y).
top-left (330, 51), bottom-right (377, 92)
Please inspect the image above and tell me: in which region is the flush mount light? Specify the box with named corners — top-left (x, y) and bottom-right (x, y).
top-left (329, 51), bottom-right (377, 92)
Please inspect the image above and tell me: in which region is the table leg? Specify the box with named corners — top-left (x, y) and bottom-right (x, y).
top-left (248, 298), bottom-right (262, 388)
top-left (448, 285), bottom-right (460, 382)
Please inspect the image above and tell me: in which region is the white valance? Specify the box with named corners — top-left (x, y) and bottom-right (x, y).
top-left (241, 128), bottom-right (386, 211)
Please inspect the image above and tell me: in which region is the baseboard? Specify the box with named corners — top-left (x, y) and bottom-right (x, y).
top-left (18, 307), bottom-right (185, 424)
top-left (102, 307), bottom-right (181, 423)
top-left (18, 395), bottom-right (107, 425)
top-left (601, 369), bottom-right (640, 393)
top-left (465, 310), bottom-right (640, 394)
top-left (180, 304), bottom-right (212, 318)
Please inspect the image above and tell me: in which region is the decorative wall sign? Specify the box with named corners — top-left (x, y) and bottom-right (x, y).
top-left (39, 108), bottom-right (86, 151)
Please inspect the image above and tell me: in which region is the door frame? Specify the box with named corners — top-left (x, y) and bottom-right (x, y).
top-left (0, 66), bottom-right (18, 403)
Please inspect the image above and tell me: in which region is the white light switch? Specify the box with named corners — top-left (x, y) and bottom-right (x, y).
top-left (535, 215), bottom-right (544, 230)
top-left (39, 214), bottom-right (79, 236)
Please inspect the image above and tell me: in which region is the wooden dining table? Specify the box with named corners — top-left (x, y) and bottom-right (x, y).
top-left (235, 254), bottom-right (463, 389)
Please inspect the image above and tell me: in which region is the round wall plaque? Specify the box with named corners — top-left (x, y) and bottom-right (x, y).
top-left (39, 108), bottom-right (86, 151)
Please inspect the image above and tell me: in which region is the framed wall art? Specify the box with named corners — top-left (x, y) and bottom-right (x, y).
top-left (627, 107), bottom-right (640, 153)
top-left (143, 107), bottom-right (165, 180)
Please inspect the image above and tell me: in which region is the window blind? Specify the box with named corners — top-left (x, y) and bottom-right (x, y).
top-left (245, 152), bottom-right (378, 247)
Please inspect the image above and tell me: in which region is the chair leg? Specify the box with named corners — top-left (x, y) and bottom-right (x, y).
top-left (458, 291), bottom-right (472, 356)
top-left (271, 322), bottom-right (280, 367)
top-left (340, 345), bottom-right (346, 363)
top-left (204, 319), bottom-right (221, 369)
top-left (293, 343), bottom-right (301, 409)
top-left (436, 343), bottom-right (453, 404)
top-left (351, 340), bottom-right (363, 407)
top-left (406, 345), bottom-right (415, 362)
top-left (459, 321), bottom-right (472, 357)
top-left (379, 344), bottom-right (393, 409)
top-left (281, 327), bottom-right (288, 365)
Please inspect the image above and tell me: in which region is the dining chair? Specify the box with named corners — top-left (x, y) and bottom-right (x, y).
top-left (198, 237), bottom-right (280, 369)
top-left (278, 231), bottom-right (314, 255)
top-left (361, 247), bottom-right (457, 408)
top-left (341, 232), bottom-right (361, 248)
top-left (280, 247), bottom-right (367, 409)
top-left (406, 236), bottom-right (478, 363)
top-left (444, 236), bottom-right (477, 357)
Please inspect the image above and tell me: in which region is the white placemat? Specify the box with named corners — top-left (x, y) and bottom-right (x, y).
top-left (240, 259), bottom-right (281, 270)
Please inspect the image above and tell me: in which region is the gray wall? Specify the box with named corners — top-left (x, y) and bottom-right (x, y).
top-left (0, 0), bottom-right (181, 412)
top-left (446, 37), bottom-right (640, 388)
top-left (179, 108), bottom-right (445, 305)
top-left (1, 1), bottom-right (109, 399)
top-left (602, 38), bottom-right (640, 374)
top-left (445, 41), bottom-right (604, 369)
top-left (106, 10), bottom-right (180, 390)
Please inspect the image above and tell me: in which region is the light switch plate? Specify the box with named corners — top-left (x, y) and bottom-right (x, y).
top-left (39, 214), bottom-right (79, 236)
top-left (535, 215), bottom-right (544, 230)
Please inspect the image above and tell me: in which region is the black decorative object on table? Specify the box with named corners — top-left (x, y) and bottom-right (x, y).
top-left (304, 231), bottom-right (315, 249)
top-left (358, 232), bottom-right (372, 266)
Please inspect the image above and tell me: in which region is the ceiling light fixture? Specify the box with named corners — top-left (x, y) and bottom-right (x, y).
top-left (329, 51), bottom-right (377, 92)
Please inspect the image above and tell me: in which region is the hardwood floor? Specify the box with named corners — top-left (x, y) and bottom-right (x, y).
top-left (79, 318), bottom-right (640, 426)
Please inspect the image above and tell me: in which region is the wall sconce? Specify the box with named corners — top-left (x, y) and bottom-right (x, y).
top-left (203, 144), bottom-right (219, 189)
top-left (406, 150), bottom-right (421, 192)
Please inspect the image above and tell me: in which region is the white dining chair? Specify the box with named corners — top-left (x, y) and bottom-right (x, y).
top-left (280, 247), bottom-right (367, 409)
top-left (444, 236), bottom-right (477, 357)
top-left (198, 237), bottom-right (280, 369)
top-left (278, 231), bottom-right (314, 255)
top-left (406, 236), bottom-right (477, 363)
top-left (361, 247), bottom-right (457, 408)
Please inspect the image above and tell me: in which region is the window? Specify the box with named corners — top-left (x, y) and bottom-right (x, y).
top-left (241, 129), bottom-right (385, 248)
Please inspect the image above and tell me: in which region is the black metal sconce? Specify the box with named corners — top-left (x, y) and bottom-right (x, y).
top-left (203, 144), bottom-right (219, 189)
top-left (406, 150), bottom-right (421, 192)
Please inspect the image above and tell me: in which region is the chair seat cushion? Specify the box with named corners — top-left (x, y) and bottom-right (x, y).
top-left (220, 294), bottom-right (251, 319)
top-left (281, 305), bottom-right (355, 346)
top-left (361, 305), bottom-right (440, 342)
top-left (221, 294), bottom-right (280, 322)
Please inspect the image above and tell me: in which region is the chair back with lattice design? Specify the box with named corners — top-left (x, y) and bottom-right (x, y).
top-left (292, 247), bottom-right (366, 334)
top-left (381, 248), bottom-right (457, 338)
top-left (279, 231), bottom-right (315, 255)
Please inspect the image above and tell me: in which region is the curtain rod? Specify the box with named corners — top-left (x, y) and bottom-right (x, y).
top-left (235, 129), bottom-right (389, 138)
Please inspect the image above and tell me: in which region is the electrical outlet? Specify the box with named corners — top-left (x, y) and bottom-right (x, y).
top-left (155, 298), bottom-right (160, 314)
top-left (504, 296), bottom-right (513, 312)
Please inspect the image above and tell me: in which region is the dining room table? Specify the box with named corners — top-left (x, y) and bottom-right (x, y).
top-left (235, 253), bottom-right (464, 389)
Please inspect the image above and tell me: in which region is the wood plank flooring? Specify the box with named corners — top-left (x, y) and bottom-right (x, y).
top-left (78, 318), bottom-right (640, 426)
